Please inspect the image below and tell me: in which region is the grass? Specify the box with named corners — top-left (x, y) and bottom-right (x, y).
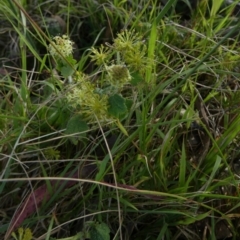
top-left (1, 0), bottom-right (240, 239)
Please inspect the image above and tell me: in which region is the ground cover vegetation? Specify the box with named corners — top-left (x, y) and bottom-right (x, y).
top-left (1, 0), bottom-right (240, 239)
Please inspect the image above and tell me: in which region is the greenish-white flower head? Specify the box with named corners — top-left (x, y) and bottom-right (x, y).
top-left (49, 35), bottom-right (73, 58)
top-left (106, 64), bottom-right (131, 88)
top-left (113, 30), bottom-right (152, 76)
top-left (90, 44), bottom-right (111, 66)
top-left (66, 71), bottom-right (111, 122)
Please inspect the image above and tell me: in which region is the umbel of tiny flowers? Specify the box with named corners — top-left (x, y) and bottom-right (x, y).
top-left (106, 64), bottom-right (132, 88)
top-left (90, 30), bottom-right (152, 78)
top-left (113, 30), bottom-right (152, 76)
top-left (90, 44), bottom-right (111, 66)
top-left (66, 71), bottom-right (111, 122)
top-left (48, 35), bottom-right (76, 82)
top-left (48, 34), bottom-right (74, 59)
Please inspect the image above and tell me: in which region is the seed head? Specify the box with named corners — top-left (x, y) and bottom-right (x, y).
top-left (106, 64), bottom-right (131, 87)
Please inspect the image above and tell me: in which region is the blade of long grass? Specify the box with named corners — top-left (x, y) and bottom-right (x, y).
top-left (179, 141), bottom-right (186, 188)
top-left (146, 19), bottom-right (157, 83)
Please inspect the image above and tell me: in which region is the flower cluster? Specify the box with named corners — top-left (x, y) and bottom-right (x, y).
top-left (90, 44), bottom-right (111, 66)
top-left (106, 64), bottom-right (131, 88)
top-left (66, 71), bottom-right (110, 122)
top-left (48, 30), bottom-right (151, 123)
top-left (113, 30), bottom-right (151, 75)
top-left (114, 29), bottom-right (143, 53)
top-left (90, 30), bottom-right (152, 78)
top-left (43, 148), bottom-right (60, 160)
top-left (48, 34), bottom-right (74, 59)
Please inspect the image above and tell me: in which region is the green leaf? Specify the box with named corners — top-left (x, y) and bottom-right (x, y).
top-left (179, 141), bottom-right (186, 188)
top-left (210, 0), bottom-right (224, 17)
top-left (118, 98), bottom-right (133, 120)
top-left (108, 94), bottom-right (127, 118)
top-left (131, 72), bottom-right (144, 86)
top-left (60, 56), bottom-right (77, 78)
top-left (65, 56), bottom-right (77, 65)
top-left (90, 222), bottom-right (110, 240)
top-left (65, 114), bottom-right (89, 144)
top-left (60, 64), bottom-right (76, 78)
top-left (177, 211), bottom-right (211, 225)
top-left (37, 106), bottom-right (61, 131)
top-left (146, 19), bottom-right (157, 83)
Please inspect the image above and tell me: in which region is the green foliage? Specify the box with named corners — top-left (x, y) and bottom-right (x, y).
top-left (89, 222), bottom-right (110, 240)
top-left (1, 0), bottom-right (240, 239)
top-left (59, 57), bottom-right (77, 78)
top-left (108, 94), bottom-right (127, 118)
top-left (65, 114), bottom-right (89, 145)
